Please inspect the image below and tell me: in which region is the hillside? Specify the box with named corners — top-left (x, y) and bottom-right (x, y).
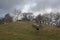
top-left (0, 21), bottom-right (60, 40)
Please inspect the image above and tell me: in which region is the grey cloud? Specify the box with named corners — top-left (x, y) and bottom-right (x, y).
top-left (31, 0), bottom-right (60, 11)
top-left (0, 0), bottom-right (60, 17)
top-left (0, 0), bottom-right (23, 9)
top-left (0, 0), bottom-right (60, 11)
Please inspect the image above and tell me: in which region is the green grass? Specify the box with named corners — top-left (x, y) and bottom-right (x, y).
top-left (0, 21), bottom-right (60, 40)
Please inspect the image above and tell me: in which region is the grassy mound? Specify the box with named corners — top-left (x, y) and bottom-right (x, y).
top-left (0, 21), bottom-right (60, 40)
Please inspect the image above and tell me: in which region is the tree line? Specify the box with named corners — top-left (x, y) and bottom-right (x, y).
top-left (0, 10), bottom-right (60, 27)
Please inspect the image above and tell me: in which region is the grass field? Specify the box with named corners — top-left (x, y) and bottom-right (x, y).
top-left (0, 21), bottom-right (60, 40)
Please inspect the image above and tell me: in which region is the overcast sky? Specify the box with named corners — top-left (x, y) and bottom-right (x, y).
top-left (0, 0), bottom-right (60, 17)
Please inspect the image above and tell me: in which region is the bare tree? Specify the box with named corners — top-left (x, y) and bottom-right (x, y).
top-left (35, 14), bottom-right (42, 24)
top-left (4, 13), bottom-right (13, 23)
top-left (13, 9), bottom-right (21, 21)
top-left (22, 13), bottom-right (33, 21)
top-left (0, 18), bottom-right (4, 24)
